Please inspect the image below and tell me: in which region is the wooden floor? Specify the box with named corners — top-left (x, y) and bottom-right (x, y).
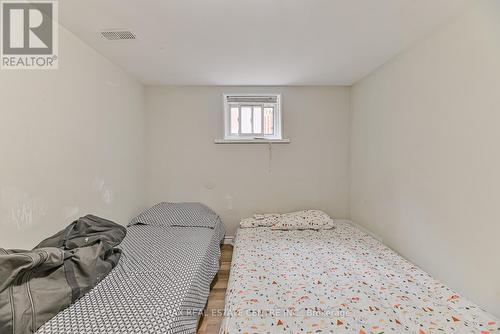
top-left (198, 244), bottom-right (233, 334)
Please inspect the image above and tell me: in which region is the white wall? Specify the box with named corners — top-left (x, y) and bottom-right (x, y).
top-left (0, 26), bottom-right (145, 249)
top-left (350, 0), bottom-right (500, 317)
top-left (145, 86), bottom-right (350, 236)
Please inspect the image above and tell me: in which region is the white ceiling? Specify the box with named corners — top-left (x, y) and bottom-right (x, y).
top-left (58, 0), bottom-right (471, 86)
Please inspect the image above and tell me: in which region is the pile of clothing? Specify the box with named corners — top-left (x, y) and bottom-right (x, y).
top-left (0, 215), bottom-right (126, 334)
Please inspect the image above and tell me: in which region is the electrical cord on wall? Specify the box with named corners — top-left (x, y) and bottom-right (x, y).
top-left (268, 142), bottom-right (273, 173)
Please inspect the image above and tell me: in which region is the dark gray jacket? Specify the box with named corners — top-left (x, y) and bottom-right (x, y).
top-left (0, 215), bottom-right (126, 334)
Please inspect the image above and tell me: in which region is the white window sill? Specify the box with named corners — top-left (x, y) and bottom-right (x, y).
top-left (214, 138), bottom-right (291, 144)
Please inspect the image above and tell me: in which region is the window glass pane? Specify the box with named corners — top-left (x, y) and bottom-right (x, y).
top-left (263, 107), bottom-right (274, 135)
top-left (230, 107), bottom-right (239, 134)
top-left (253, 107), bottom-right (262, 133)
top-left (241, 107), bottom-right (252, 134)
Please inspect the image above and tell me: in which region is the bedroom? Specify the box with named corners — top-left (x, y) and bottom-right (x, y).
top-left (0, 0), bottom-right (498, 333)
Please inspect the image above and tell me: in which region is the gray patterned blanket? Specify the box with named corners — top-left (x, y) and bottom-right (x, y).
top-left (37, 222), bottom-right (225, 334)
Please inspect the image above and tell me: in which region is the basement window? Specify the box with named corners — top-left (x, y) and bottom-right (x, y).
top-left (217, 94), bottom-right (289, 143)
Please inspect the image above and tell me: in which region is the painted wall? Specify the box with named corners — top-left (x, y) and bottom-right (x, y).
top-left (0, 26), bottom-right (145, 249)
top-left (145, 86), bottom-right (350, 236)
top-left (350, 0), bottom-right (500, 317)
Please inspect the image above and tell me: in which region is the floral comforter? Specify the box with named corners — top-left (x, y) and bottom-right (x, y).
top-left (220, 222), bottom-right (498, 334)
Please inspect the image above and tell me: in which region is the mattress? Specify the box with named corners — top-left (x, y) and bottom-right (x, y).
top-left (220, 222), bottom-right (499, 334)
top-left (37, 221), bottom-right (225, 334)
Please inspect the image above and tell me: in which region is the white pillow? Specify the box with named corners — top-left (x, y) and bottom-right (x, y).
top-left (253, 213), bottom-right (280, 220)
top-left (270, 210), bottom-right (334, 230)
top-left (239, 214), bottom-right (280, 228)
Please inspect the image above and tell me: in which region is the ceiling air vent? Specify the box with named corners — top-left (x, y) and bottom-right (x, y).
top-left (100, 30), bottom-right (136, 40)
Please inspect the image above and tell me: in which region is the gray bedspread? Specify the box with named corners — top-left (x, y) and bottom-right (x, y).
top-left (36, 221), bottom-right (225, 334)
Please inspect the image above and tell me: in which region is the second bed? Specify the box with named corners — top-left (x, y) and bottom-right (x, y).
top-left (221, 222), bottom-right (498, 334)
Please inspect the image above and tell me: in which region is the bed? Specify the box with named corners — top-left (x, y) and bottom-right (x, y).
top-left (220, 221), bottom-right (499, 334)
top-left (37, 206), bottom-right (225, 334)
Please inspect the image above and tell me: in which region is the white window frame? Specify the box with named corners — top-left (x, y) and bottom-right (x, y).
top-left (222, 93), bottom-right (283, 141)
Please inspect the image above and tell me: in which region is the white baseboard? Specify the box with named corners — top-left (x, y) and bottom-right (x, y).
top-left (223, 236), bottom-right (234, 245)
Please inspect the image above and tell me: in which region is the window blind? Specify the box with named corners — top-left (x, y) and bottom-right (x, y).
top-left (226, 95), bottom-right (278, 104)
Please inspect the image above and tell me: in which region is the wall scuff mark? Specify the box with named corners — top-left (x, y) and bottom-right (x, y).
top-left (0, 187), bottom-right (47, 230)
top-left (92, 178), bottom-right (114, 205)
